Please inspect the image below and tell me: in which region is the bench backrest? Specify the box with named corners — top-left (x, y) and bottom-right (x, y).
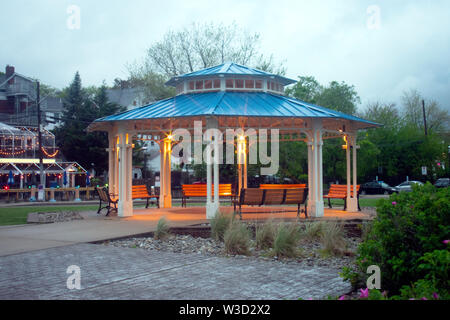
top-left (284, 188), bottom-right (308, 205)
top-left (263, 189), bottom-right (285, 205)
top-left (182, 184), bottom-right (233, 196)
top-left (132, 185), bottom-right (150, 198)
top-left (260, 184), bottom-right (306, 189)
top-left (96, 187), bottom-right (110, 202)
top-left (239, 188), bottom-right (264, 206)
top-left (327, 184), bottom-right (360, 197)
top-left (240, 187), bottom-right (308, 206)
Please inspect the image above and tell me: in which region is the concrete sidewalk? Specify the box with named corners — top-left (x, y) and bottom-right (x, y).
top-left (0, 210), bottom-right (207, 257)
top-left (0, 243), bottom-right (351, 300)
top-left (0, 205), bottom-right (371, 257)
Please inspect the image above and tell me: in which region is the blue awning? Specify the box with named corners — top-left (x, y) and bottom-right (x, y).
top-left (94, 91), bottom-right (379, 128)
top-left (166, 62), bottom-right (296, 86)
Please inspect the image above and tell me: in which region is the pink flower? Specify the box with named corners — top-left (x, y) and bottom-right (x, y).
top-left (359, 288), bottom-right (369, 298)
top-left (382, 291), bottom-right (388, 297)
top-left (443, 240), bottom-right (450, 244)
top-left (433, 292), bottom-right (439, 299)
top-left (421, 297), bottom-right (428, 300)
top-left (392, 201), bottom-right (397, 206)
top-left (338, 295), bottom-right (347, 300)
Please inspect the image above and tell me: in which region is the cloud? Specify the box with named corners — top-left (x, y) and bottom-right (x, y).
top-left (0, 0), bottom-right (448, 111)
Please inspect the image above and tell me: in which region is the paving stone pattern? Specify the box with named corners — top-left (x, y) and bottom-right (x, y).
top-left (0, 244), bottom-right (351, 300)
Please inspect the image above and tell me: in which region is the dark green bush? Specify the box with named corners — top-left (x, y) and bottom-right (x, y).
top-left (356, 183), bottom-right (450, 294)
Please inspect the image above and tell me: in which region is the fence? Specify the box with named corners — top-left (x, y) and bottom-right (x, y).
top-left (0, 187), bottom-right (98, 203)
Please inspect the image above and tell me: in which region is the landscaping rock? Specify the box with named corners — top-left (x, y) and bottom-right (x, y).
top-left (106, 232), bottom-right (361, 271)
top-left (27, 211), bottom-right (84, 224)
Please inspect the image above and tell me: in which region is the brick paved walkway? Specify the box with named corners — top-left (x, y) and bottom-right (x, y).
top-left (0, 243), bottom-right (351, 300)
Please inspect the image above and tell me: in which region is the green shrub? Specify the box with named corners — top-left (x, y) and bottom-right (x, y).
top-left (255, 220), bottom-right (277, 250)
top-left (154, 217), bottom-right (170, 240)
top-left (356, 183), bottom-right (450, 294)
top-left (320, 221), bottom-right (347, 256)
top-left (224, 221), bottom-right (251, 255)
top-left (273, 223), bottom-right (301, 258)
top-left (210, 211), bottom-right (233, 241)
top-left (393, 279), bottom-right (448, 300)
top-left (417, 249), bottom-right (450, 290)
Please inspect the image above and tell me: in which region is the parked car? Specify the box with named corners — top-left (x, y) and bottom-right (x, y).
top-left (434, 178), bottom-right (449, 188)
top-left (394, 180), bottom-right (424, 192)
top-left (360, 181), bottom-right (396, 195)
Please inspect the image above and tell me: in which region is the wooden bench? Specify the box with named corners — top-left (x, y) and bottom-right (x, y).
top-left (181, 184), bottom-right (235, 207)
top-left (259, 184), bottom-right (307, 189)
top-left (234, 187), bottom-right (308, 218)
top-left (95, 187), bottom-right (118, 216)
top-left (323, 184), bottom-right (361, 210)
top-left (132, 185), bottom-right (159, 208)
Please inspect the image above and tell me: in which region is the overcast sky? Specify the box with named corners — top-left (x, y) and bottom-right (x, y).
top-left (1, 0), bottom-right (449, 111)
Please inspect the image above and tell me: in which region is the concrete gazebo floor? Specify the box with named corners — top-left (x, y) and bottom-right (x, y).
top-left (128, 205), bottom-right (373, 223)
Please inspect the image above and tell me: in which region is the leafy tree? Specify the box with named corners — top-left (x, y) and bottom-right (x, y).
top-left (285, 76), bottom-right (321, 104)
top-left (141, 22), bottom-right (284, 76)
top-left (315, 81), bottom-right (360, 115)
top-left (127, 22), bottom-right (285, 103)
top-left (402, 89), bottom-right (450, 134)
top-left (286, 77), bottom-right (360, 115)
top-left (53, 73), bottom-right (123, 175)
top-left (360, 101), bottom-right (447, 184)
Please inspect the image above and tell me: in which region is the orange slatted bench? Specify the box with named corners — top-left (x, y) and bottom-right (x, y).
top-left (132, 185), bottom-right (159, 208)
top-left (259, 184), bottom-right (307, 189)
top-left (181, 184), bottom-right (235, 207)
top-left (235, 187), bottom-right (308, 218)
top-left (323, 184), bottom-right (361, 210)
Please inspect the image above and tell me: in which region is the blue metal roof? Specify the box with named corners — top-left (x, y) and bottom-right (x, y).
top-left (165, 62), bottom-right (296, 86)
top-left (95, 91), bottom-right (379, 127)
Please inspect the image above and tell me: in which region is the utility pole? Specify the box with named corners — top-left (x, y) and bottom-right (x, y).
top-left (422, 99), bottom-right (428, 136)
top-left (36, 81), bottom-right (44, 186)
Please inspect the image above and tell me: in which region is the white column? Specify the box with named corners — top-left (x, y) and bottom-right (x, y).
top-left (206, 147), bottom-right (212, 206)
top-left (159, 137), bottom-right (172, 208)
top-left (117, 131), bottom-right (133, 217)
top-left (243, 139), bottom-right (248, 189)
top-left (307, 140), bottom-right (313, 207)
top-left (347, 134), bottom-right (359, 212)
top-left (107, 130), bottom-right (117, 196)
top-left (206, 117), bottom-right (219, 218)
top-left (346, 135), bottom-right (351, 209)
top-left (308, 120), bottom-right (324, 217)
top-left (237, 136), bottom-right (247, 195)
top-left (213, 129), bottom-right (219, 209)
top-left (317, 129), bottom-right (324, 206)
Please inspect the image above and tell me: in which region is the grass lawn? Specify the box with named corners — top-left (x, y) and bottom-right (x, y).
top-left (0, 198), bottom-right (381, 226)
top-left (0, 205), bottom-right (100, 226)
top-left (327, 198), bottom-right (382, 208)
top-left (0, 201), bottom-right (210, 226)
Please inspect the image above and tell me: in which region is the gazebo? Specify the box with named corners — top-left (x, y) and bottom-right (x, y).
top-left (88, 62), bottom-right (379, 218)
